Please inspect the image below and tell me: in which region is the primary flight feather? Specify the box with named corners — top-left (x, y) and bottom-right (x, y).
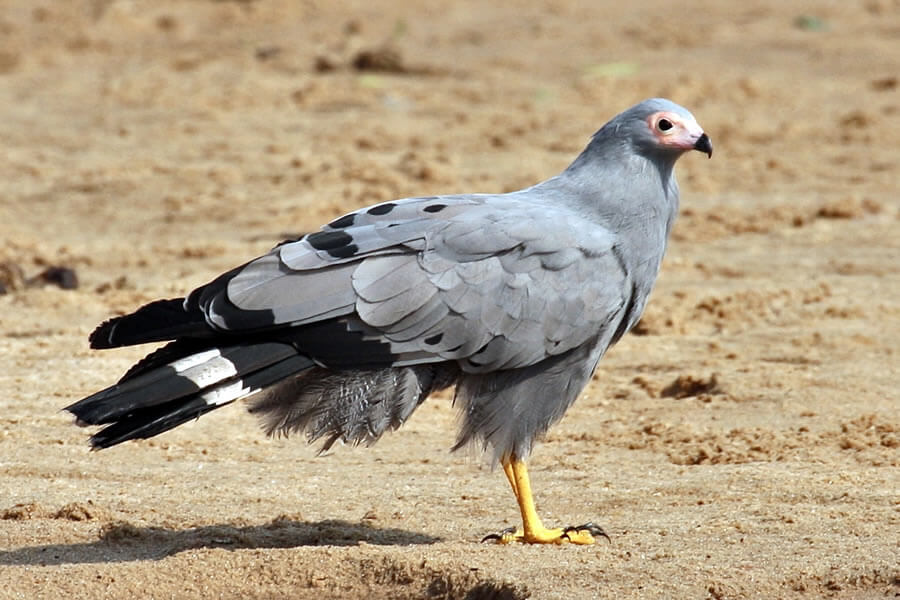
top-left (68, 98), bottom-right (712, 544)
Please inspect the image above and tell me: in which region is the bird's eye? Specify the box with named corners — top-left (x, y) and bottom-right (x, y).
top-left (657, 118), bottom-right (673, 132)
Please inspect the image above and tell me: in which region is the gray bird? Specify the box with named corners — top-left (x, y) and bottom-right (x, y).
top-left (67, 98), bottom-right (711, 545)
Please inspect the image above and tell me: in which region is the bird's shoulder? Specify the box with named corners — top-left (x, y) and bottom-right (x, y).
top-left (276, 192), bottom-right (617, 270)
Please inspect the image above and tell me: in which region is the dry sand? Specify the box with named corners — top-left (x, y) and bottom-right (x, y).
top-left (1, 1), bottom-right (898, 598)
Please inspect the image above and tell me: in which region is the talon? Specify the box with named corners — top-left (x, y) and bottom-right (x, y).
top-left (481, 526), bottom-right (518, 544)
top-left (565, 522), bottom-right (611, 543)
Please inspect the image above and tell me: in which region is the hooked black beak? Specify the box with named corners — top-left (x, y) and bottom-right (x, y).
top-left (694, 133), bottom-right (713, 158)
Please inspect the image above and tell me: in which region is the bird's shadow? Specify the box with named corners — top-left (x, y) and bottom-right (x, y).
top-left (0, 518), bottom-right (439, 566)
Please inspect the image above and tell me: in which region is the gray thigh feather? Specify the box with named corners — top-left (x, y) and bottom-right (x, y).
top-left (248, 364), bottom-right (458, 451)
top-left (453, 340), bottom-right (603, 463)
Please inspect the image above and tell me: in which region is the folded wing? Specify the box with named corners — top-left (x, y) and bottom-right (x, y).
top-left (95, 194), bottom-right (631, 374)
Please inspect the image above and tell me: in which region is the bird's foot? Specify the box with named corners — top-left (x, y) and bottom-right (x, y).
top-left (482, 522), bottom-right (608, 545)
top-left (562, 522), bottom-right (610, 544)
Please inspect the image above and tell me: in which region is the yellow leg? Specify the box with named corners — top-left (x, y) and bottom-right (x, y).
top-left (491, 457), bottom-right (601, 545)
top-left (502, 459), bottom-right (518, 497)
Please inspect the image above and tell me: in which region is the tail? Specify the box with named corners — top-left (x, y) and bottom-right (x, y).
top-left (66, 341), bottom-right (314, 449)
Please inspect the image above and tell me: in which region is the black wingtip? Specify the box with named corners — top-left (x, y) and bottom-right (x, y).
top-left (88, 318), bottom-right (120, 349)
top-left (88, 298), bottom-right (208, 349)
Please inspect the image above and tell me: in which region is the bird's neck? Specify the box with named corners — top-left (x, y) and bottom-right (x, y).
top-left (527, 147), bottom-right (681, 292)
top-left (550, 146), bottom-right (680, 226)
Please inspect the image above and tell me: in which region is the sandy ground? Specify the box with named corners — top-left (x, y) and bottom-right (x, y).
top-left (1, 1), bottom-right (898, 598)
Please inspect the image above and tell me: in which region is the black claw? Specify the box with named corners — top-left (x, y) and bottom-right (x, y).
top-left (481, 526), bottom-right (518, 543)
top-left (563, 522), bottom-right (611, 543)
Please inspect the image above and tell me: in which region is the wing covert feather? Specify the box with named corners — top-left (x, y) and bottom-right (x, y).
top-left (200, 194), bottom-right (628, 373)
top-left (348, 202), bottom-right (627, 370)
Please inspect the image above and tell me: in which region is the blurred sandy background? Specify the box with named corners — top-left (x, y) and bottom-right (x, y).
top-left (0, 1), bottom-right (897, 598)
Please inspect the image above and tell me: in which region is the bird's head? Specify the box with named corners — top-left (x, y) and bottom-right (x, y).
top-left (615, 98), bottom-right (712, 160)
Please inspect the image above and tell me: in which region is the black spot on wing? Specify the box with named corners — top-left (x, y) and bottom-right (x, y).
top-left (465, 343), bottom-right (490, 367)
top-left (367, 202), bottom-right (396, 215)
top-left (307, 230), bottom-right (353, 252)
top-left (424, 333), bottom-right (443, 345)
top-left (328, 213), bottom-right (356, 229)
top-left (423, 204), bottom-right (447, 213)
top-left (328, 244), bottom-right (359, 259)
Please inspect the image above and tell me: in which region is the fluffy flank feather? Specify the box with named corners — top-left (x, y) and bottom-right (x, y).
top-left (248, 364), bottom-right (458, 451)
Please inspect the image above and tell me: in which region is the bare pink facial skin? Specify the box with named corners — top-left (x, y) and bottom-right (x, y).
top-left (646, 110), bottom-right (713, 157)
